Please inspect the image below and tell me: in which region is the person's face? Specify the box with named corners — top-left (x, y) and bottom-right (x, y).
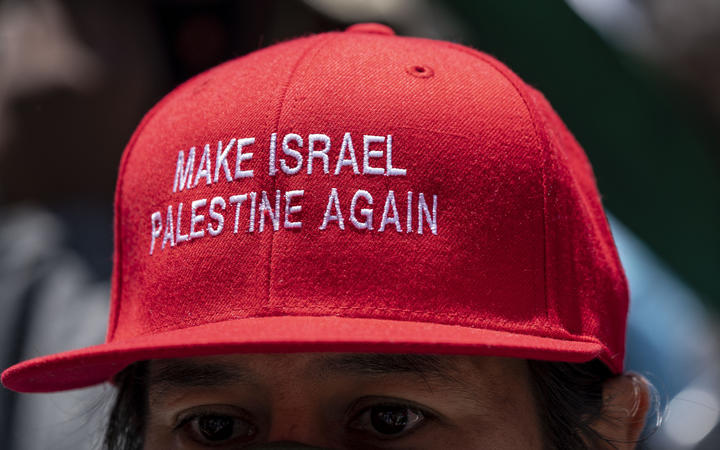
top-left (144, 353), bottom-right (544, 449)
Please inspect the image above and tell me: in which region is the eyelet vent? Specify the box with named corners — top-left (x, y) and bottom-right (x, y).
top-left (406, 64), bottom-right (434, 78)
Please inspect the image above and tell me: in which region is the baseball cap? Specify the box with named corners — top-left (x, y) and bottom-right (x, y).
top-left (2, 23), bottom-right (629, 393)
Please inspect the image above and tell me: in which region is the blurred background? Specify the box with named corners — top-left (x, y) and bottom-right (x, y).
top-left (0, 0), bottom-right (718, 448)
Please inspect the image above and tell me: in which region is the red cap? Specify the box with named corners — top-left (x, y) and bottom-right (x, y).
top-left (2, 24), bottom-right (628, 393)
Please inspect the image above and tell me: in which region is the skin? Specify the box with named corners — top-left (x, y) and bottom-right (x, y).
top-left (592, 374), bottom-right (651, 449)
top-left (143, 353), bottom-right (649, 449)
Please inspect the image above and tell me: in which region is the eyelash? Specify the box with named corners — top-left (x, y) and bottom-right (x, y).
top-left (174, 407), bottom-right (259, 447)
top-left (173, 399), bottom-right (436, 444)
top-left (342, 397), bottom-right (435, 443)
top-left (173, 407), bottom-right (253, 432)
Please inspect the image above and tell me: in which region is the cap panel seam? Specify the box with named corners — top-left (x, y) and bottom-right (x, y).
top-left (434, 42), bottom-right (622, 373)
top-left (266, 34), bottom-right (331, 311)
top-left (110, 35), bottom-right (331, 340)
top-left (107, 94), bottom-right (177, 342)
top-left (438, 42), bottom-right (553, 322)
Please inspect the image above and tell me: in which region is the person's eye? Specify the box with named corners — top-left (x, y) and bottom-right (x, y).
top-left (176, 411), bottom-right (257, 446)
top-left (348, 401), bottom-right (428, 439)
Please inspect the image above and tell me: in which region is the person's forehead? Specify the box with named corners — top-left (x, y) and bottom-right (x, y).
top-left (145, 353), bottom-right (539, 427)
top-left (147, 352), bottom-right (528, 392)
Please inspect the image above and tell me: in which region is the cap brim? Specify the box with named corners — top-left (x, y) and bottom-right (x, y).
top-left (2, 316), bottom-right (607, 393)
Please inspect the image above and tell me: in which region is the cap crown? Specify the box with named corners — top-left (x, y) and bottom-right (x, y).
top-left (110, 28), bottom-right (628, 372)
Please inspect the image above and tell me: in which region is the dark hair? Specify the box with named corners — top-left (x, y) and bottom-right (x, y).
top-left (104, 362), bottom-right (148, 450)
top-left (528, 359), bottom-right (627, 449)
top-left (103, 358), bottom-right (650, 450)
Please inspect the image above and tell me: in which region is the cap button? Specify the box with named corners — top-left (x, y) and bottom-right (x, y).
top-left (345, 23), bottom-right (395, 36)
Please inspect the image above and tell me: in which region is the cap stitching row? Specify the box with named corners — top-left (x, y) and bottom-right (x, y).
top-left (265, 35), bottom-right (330, 314)
top-left (133, 304), bottom-right (602, 345)
top-left (437, 41), bottom-right (553, 324)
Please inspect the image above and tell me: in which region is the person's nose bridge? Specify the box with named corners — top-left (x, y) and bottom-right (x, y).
top-left (249, 354), bottom-right (335, 446)
top-left (264, 399), bottom-right (336, 448)
top-left (265, 413), bottom-right (332, 447)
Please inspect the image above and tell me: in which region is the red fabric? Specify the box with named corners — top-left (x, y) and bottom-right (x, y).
top-left (2, 24), bottom-right (628, 393)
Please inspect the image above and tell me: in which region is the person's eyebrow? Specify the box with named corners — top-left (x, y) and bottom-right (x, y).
top-left (148, 359), bottom-right (256, 389)
top-left (313, 353), bottom-right (457, 380)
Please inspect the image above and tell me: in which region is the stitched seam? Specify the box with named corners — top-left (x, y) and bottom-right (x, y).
top-left (107, 96), bottom-right (175, 341)
top-left (438, 42), bottom-right (553, 320)
top-left (136, 307), bottom-right (607, 346)
top-left (265, 34), bottom-right (330, 310)
top-left (434, 43), bottom-right (620, 370)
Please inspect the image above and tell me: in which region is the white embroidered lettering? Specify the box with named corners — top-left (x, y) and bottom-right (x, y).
top-left (189, 199), bottom-right (207, 239)
top-left (363, 135), bottom-right (385, 175)
top-left (193, 144), bottom-right (212, 187)
top-left (284, 190), bottom-right (304, 229)
top-left (173, 147), bottom-right (196, 192)
top-left (234, 138), bottom-right (255, 179)
top-left (307, 134), bottom-right (330, 175)
top-left (229, 194), bottom-right (247, 234)
top-left (350, 190), bottom-right (373, 230)
top-left (162, 205), bottom-right (175, 248)
top-left (208, 196), bottom-right (226, 236)
top-left (176, 202), bottom-right (189, 244)
top-left (150, 211), bottom-right (162, 254)
top-left (319, 188), bottom-right (345, 230)
top-left (259, 190), bottom-right (281, 232)
top-left (379, 190), bottom-right (402, 232)
top-left (157, 132), bottom-right (438, 245)
top-left (214, 139), bottom-right (236, 183)
top-left (418, 193), bottom-right (438, 235)
top-left (406, 191), bottom-right (413, 233)
top-left (268, 133), bottom-right (278, 176)
top-left (385, 135), bottom-right (406, 176)
top-left (248, 192), bottom-right (257, 232)
top-left (281, 133), bottom-right (303, 175)
top-left (334, 132), bottom-right (360, 175)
